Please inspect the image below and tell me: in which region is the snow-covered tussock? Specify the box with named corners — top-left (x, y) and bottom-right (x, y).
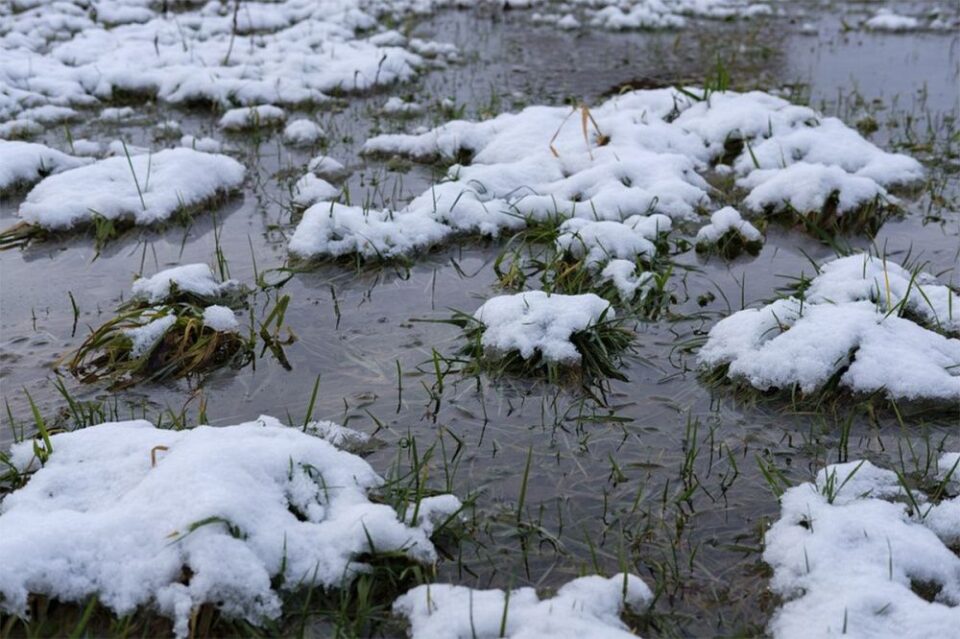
top-left (699, 254), bottom-right (960, 401)
top-left (695, 206), bottom-right (763, 251)
top-left (765, 456), bottom-right (960, 639)
top-left (0, 416), bottom-right (460, 638)
top-left (0, 0), bottom-right (456, 123)
top-left (131, 263), bottom-right (241, 304)
top-left (17, 148), bottom-right (244, 230)
top-left (529, 0), bottom-right (771, 32)
top-left (289, 202), bottom-right (452, 260)
top-left (349, 88), bottom-right (921, 257)
top-left (556, 214), bottom-right (672, 269)
top-left (394, 573), bottom-right (652, 638)
top-left (473, 291), bottom-right (615, 363)
top-left (0, 141), bottom-right (90, 193)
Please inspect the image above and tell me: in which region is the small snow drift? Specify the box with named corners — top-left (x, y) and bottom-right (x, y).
top-left (0, 416), bottom-right (461, 638)
top-left (555, 214), bottom-right (672, 269)
top-left (394, 573), bottom-right (652, 639)
top-left (289, 202), bottom-right (452, 261)
top-left (219, 105), bottom-right (287, 131)
top-left (764, 456), bottom-right (960, 639)
top-left (698, 254), bottom-right (960, 402)
top-left (695, 206), bottom-right (763, 258)
top-left (18, 148), bottom-right (245, 230)
top-left (0, 141), bottom-right (91, 193)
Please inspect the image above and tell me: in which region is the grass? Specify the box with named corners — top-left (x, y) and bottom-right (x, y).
top-left (66, 304), bottom-right (253, 389)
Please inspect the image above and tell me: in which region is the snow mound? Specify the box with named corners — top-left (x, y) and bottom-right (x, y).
top-left (201, 305), bottom-right (240, 333)
top-left (530, 0), bottom-right (770, 32)
top-left (18, 148), bottom-right (245, 230)
top-left (0, 141), bottom-right (90, 193)
top-left (394, 572), bottom-right (652, 639)
top-left (473, 291), bottom-right (615, 363)
top-left (289, 202), bottom-right (452, 260)
top-left (283, 119), bottom-right (325, 145)
top-left (0, 416), bottom-right (461, 638)
top-left (695, 206), bottom-right (763, 252)
top-left (293, 174), bottom-right (340, 208)
top-left (764, 456), bottom-right (960, 639)
top-left (131, 263), bottom-right (240, 303)
top-left (698, 254), bottom-right (960, 401)
top-left (864, 10), bottom-right (921, 31)
top-left (600, 259), bottom-right (656, 302)
top-left (219, 105), bottom-right (287, 131)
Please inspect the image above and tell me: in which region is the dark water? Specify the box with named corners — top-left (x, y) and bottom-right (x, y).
top-left (1, 3), bottom-right (958, 635)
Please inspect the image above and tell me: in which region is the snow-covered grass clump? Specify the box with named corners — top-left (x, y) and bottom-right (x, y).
top-left (283, 119), bottom-right (325, 146)
top-left (131, 263), bottom-right (242, 304)
top-left (864, 10), bottom-right (921, 31)
top-left (764, 456), bottom-right (960, 639)
top-left (556, 214), bottom-right (672, 269)
top-left (0, 140), bottom-right (90, 193)
top-left (355, 88), bottom-right (921, 254)
top-left (68, 264), bottom-right (257, 388)
top-left (219, 105), bottom-right (287, 131)
top-left (382, 96), bottom-right (425, 117)
top-left (530, 0), bottom-right (771, 32)
top-left (695, 206), bottom-right (763, 258)
top-left (289, 202), bottom-right (452, 262)
top-left (699, 253), bottom-right (960, 403)
top-left (15, 148), bottom-right (244, 231)
top-left (0, 0), bottom-right (454, 122)
top-left (0, 416), bottom-right (461, 638)
top-left (394, 573), bottom-right (652, 638)
top-left (453, 291), bottom-right (633, 384)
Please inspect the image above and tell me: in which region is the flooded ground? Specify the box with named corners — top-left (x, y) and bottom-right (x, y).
top-left (1, 1), bottom-right (958, 636)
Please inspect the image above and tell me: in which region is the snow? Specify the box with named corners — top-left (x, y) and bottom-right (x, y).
top-left (132, 263), bottom-right (240, 304)
top-left (556, 214), bottom-right (671, 269)
top-left (289, 202), bottom-right (452, 260)
top-left (180, 135), bottom-right (224, 154)
top-left (18, 148), bottom-right (245, 230)
top-left (698, 254), bottom-right (960, 401)
top-left (308, 154), bottom-right (347, 179)
top-left (473, 291), bottom-right (616, 363)
top-left (126, 312), bottom-right (176, 358)
top-left (219, 105), bottom-right (287, 131)
top-left (201, 305), bottom-right (240, 333)
top-left (383, 96), bottom-right (425, 116)
top-left (0, 0), bottom-right (454, 122)
top-left (0, 416), bottom-right (460, 638)
top-left (293, 174), bottom-right (340, 208)
top-left (0, 140), bottom-right (90, 193)
top-left (526, 0), bottom-right (770, 32)
top-left (695, 206), bottom-right (763, 246)
top-left (764, 457), bottom-right (960, 639)
top-left (394, 573), bottom-right (652, 639)
top-left (600, 259), bottom-right (655, 302)
top-left (283, 119), bottom-right (326, 146)
top-left (865, 10), bottom-right (921, 32)
top-left (740, 162), bottom-right (891, 217)
top-left (354, 87), bottom-right (920, 253)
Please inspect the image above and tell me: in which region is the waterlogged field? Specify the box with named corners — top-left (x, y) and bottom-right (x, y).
top-left (0, 1), bottom-right (958, 637)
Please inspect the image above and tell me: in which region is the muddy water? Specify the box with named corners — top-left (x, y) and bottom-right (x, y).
top-left (1, 3), bottom-right (959, 636)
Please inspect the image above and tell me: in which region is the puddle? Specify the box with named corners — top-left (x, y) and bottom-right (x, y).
top-left (1, 3), bottom-right (958, 635)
